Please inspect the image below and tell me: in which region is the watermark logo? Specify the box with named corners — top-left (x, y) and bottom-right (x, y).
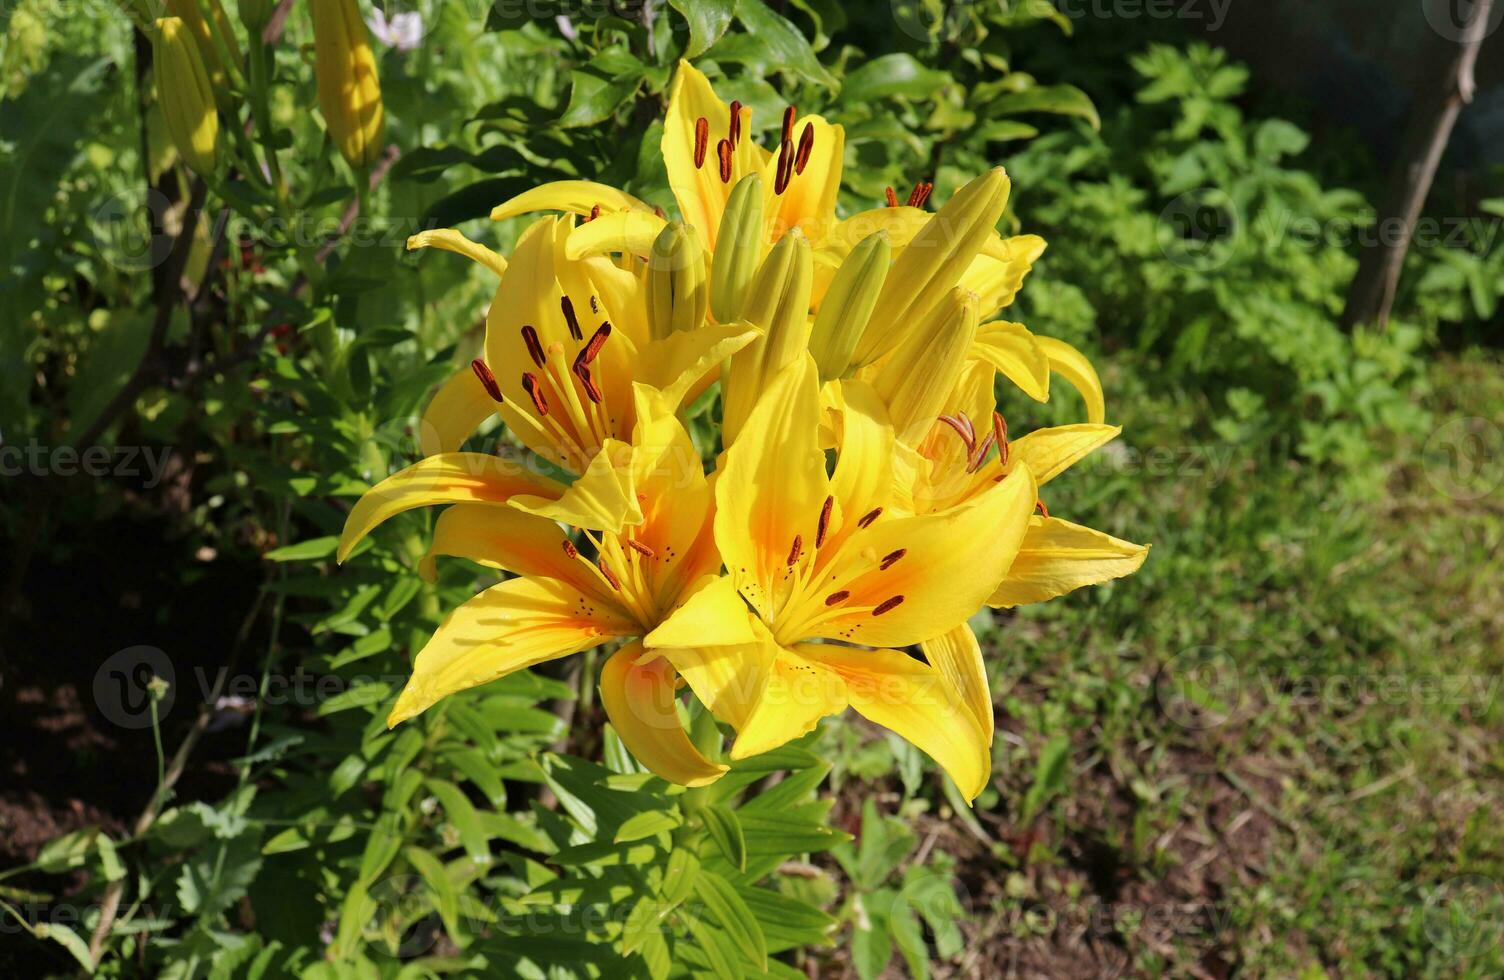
top-left (1423, 416), bottom-right (1502, 502)
top-left (1423, 875), bottom-right (1504, 959)
top-left (91, 188), bottom-right (174, 273)
top-left (1159, 188), bottom-right (1240, 271)
top-left (1422, 0), bottom-right (1504, 42)
top-left (1154, 646), bottom-right (1246, 730)
top-left (94, 645), bottom-right (175, 729)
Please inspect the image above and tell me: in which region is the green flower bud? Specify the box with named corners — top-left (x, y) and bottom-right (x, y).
top-left (153, 17), bottom-right (220, 178)
top-left (709, 173), bottom-right (764, 323)
top-left (809, 230), bottom-right (891, 381)
top-left (647, 221), bottom-right (710, 341)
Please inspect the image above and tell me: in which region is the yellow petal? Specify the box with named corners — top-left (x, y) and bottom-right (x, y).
top-left (635, 321), bottom-right (762, 412)
top-left (1006, 424), bottom-right (1119, 486)
top-left (763, 112), bottom-right (844, 244)
top-left (406, 229), bottom-right (507, 278)
top-left (990, 517), bottom-right (1149, 608)
top-left (920, 623), bottom-right (993, 743)
top-left (489, 180), bottom-right (651, 222)
top-left (416, 505), bottom-right (619, 618)
top-left (713, 357), bottom-right (830, 620)
top-left (798, 644), bottom-right (991, 801)
top-left (654, 617), bottom-right (777, 731)
top-left (971, 321), bottom-right (1050, 404)
top-left (663, 61), bottom-right (766, 250)
top-left (565, 209), bottom-right (667, 261)
top-left (1035, 335), bottom-right (1105, 424)
top-left (822, 379), bottom-right (894, 556)
top-left (600, 642), bottom-right (728, 787)
top-left (510, 439), bottom-right (643, 533)
top-left (419, 364), bottom-right (497, 457)
top-left (643, 575), bottom-right (756, 649)
top-left (728, 648), bottom-right (848, 761)
top-left (389, 576), bottom-right (635, 726)
top-left (801, 462), bottom-right (1037, 648)
top-left (961, 234), bottom-right (1046, 317)
top-left (338, 453), bottom-right (563, 563)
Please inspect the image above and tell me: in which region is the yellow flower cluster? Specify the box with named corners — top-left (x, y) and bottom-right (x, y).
top-left (341, 62), bottom-right (1148, 800)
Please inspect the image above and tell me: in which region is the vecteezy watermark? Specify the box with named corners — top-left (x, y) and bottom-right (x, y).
top-left (0, 439), bottom-right (174, 488)
top-left (890, 0), bottom-right (1231, 41)
top-left (1421, 0), bottom-right (1504, 42)
top-left (1423, 416), bottom-right (1503, 502)
top-left (1423, 875), bottom-right (1504, 959)
top-left (1154, 646), bottom-right (1246, 730)
top-left (94, 646), bottom-right (176, 730)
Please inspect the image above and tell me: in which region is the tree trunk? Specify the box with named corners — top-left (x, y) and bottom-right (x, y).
top-left (1341, 0), bottom-right (1495, 330)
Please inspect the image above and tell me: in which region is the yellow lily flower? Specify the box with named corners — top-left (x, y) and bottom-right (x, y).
top-left (343, 387), bottom-right (748, 787)
top-left (406, 215), bottom-right (759, 474)
top-left (643, 356), bottom-right (1039, 801)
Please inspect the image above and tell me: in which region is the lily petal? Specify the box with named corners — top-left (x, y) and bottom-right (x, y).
top-left (663, 61), bottom-right (766, 250)
top-left (635, 321), bottom-right (762, 412)
top-left (920, 623), bottom-right (993, 743)
top-left (962, 234), bottom-right (1046, 317)
top-left (990, 517), bottom-right (1149, 608)
top-left (566, 209), bottom-right (668, 261)
top-left (339, 453), bottom-right (563, 563)
top-left (510, 439), bottom-right (643, 533)
top-left (972, 321), bottom-right (1050, 404)
top-left (389, 576), bottom-right (635, 726)
top-left (489, 180), bottom-right (651, 222)
top-left (655, 610), bottom-right (777, 730)
top-left (407, 229), bottom-right (508, 278)
top-left (728, 649), bottom-right (847, 761)
top-left (1006, 424), bottom-right (1120, 486)
top-left (798, 644), bottom-right (992, 802)
top-left (823, 378), bottom-right (894, 556)
top-left (600, 642), bottom-right (729, 787)
top-left (1035, 335), bottom-right (1105, 424)
top-left (643, 575), bottom-right (757, 649)
top-left (419, 364), bottom-right (498, 457)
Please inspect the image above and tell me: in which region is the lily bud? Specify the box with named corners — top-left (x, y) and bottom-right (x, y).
top-left (153, 17), bottom-right (220, 178)
top-left (165, 0), bottom-right (242, 112)
top-left (809, 230), bottom-right (890, 381)
top-left (240, 0), bottom-right (275, 34)
top-left (853, 168), bottom-right (1010, 369)
top-left (872, 288), bottom-right (978, 446)
top-left (709, 174), bottom-right (764, 322)
top-left (311, 0), bottom-right (385, 170)
top-left (647, 221), bottom-right (710, 340)
top-left (722, 229), bottom-right (813, 443)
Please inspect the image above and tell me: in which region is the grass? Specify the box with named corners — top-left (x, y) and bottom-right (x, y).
top-left (808, 349), bottom-right (1504, 978)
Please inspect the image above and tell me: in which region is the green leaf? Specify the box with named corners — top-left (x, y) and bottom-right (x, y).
top-left (700, 804), bottom-right (747, 872)
top-left (404, 846), bottom-right (465, 946)
top-left (731, 0), bottom-right (838, 90)
top-left (840, 54), bottom-right (950, 102)
top-left (990, 84), bottom-right (1100, 130)
top-left (264, 536), bottom-right (339, 562)
top-left (668, 0), bottom-right (735, 57)
top-left (426, 778), bottom-right (492, 865)
top-left (682, 910), bottom-right (741, 980)
top-left (691, 871), bottom-right (767, 970)
top-left (33, 923), bottom-right (94, 972)
top-left (559, 69), bottom-right (644, 128)
top-left (614, 808), bottom-right (683, 843)
top-left (1020, 734), bottom-right (1072, 823)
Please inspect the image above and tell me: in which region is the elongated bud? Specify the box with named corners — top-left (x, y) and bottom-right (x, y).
top-left (722, 229), bottom-right (813, 443)
top-left (809, 230), bottom-right (890, 381)
top-left (710, 174), bottom-right (764, 322)
top-left (647, 221), bottom-right (710, 340)
top-left (872, 288), bottom-right (978, 446)
top-left (240, 0), bottom-right (275, 33)
top-left (311, 0), bottom-right (386, 170)
top-left (853, 168), bottom-right (1010, 369)
top-left (153, 18), bottom-right (220, 178)
top-left (165, 0), bottom-right (242, 111)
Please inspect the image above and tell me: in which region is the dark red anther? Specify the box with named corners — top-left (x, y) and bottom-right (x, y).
top-left (588, 203), bottom-right (601, 222)
top-left (520, 324), bottom-right (546, 368)
top-left (885, 186), bottom-right (899, 208)
top-left (521, 372), bottom-right (549, 415)
top-left (628, 539), bottom-right (655, 558)
top-left (816, 496), bottom-right (834, 548)
top-left (825, 590), bottom-right (850, 606)
top-left (786, 535), bottom-right (803, 567)
top-left (872, 595), bottom-right (905, 616)
top-left (795, 122), bottom-right (814, 175)
top-left (471, 359), bottom-right (504, 402)
top-left (880, 549), bottom-right (906, 571)
top-left (573, 362), bottom-right (603, 405)
top-left (728, 101), bottom-right (742, 147)
top-left (857, 507), bottom-right (882, 529)
top-left (717, 138), bottom-right (733, 183)
top-left (967, 432), bottom-right (996, 473)
top-left (992, 411), bottom-right (1009, 468)
top-left (560, 295), bottom-right (582, 341)
top-left (1035, 499), bottom-right (1050, 519)
top-left (917, 182), bottom-right (934, 208)
top-left (693, 116), bottom-right (709, 169)
top-left (561, 539), bottom-right (579, 559)
top-left (578, 322), bottom-right (611, 365)
top-left (597, 560), bottom-right (622, 591)
top-left (905, 183), bottom-right (922, 208)
top-left (774, 139), bottom-right (794, 195)
top-left (781, 105), bottom-right (796, 144)
top-left (590, 295), bottom-right (599, 314)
